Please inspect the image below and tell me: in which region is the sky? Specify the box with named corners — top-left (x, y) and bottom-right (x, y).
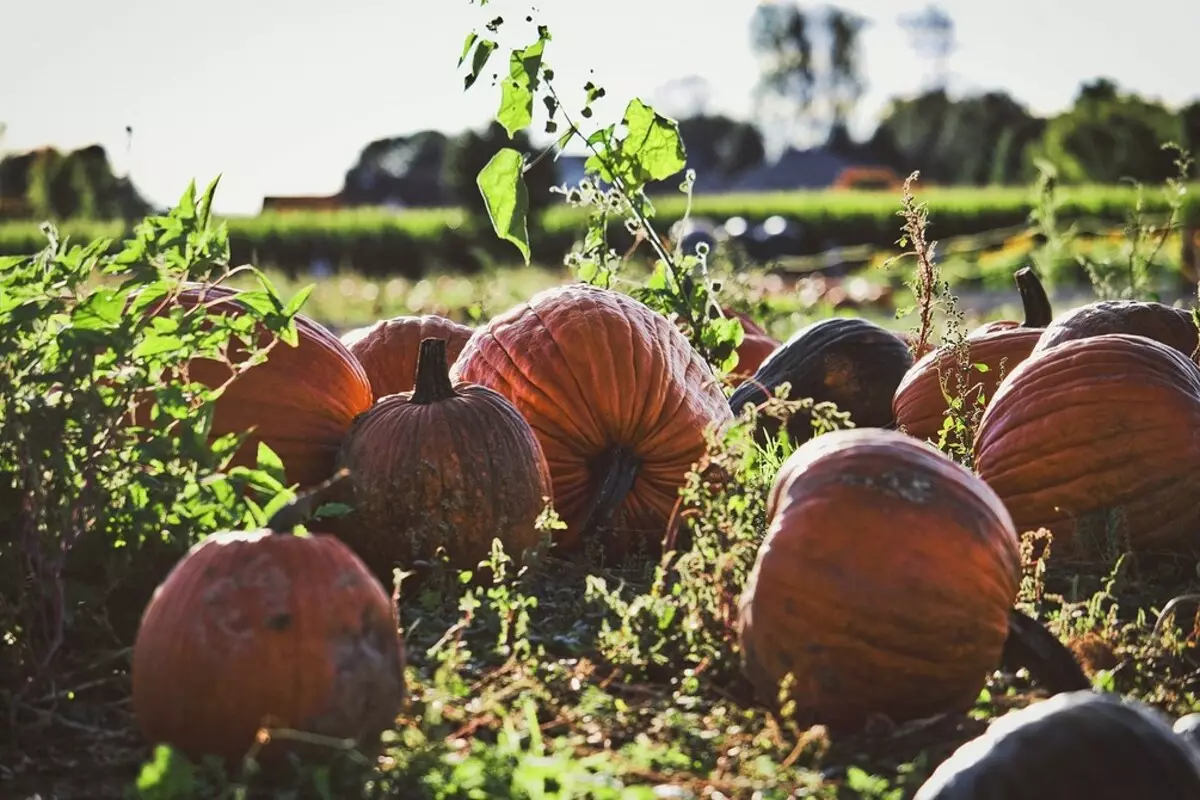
top-left (2, 0), bottom-right (1197, 215)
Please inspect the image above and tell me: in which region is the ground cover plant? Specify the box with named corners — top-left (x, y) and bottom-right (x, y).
top-left (5, 6), bottom-right (1200, 799)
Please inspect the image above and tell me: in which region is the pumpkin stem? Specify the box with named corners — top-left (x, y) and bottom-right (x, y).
top-left (410, 338), bottom-right (458, 404)
top-left (1014, 267), bottom-right (1052, 328)
top-left (580, 445), bottom-right (641, 537)
top-left (266, 467), bottom-right (351, 534)
top-left (1001, 607), bottom-right (1090, 693)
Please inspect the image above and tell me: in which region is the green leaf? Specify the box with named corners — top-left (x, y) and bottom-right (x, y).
top-left (283, 283), bottom-right (315, 318)
top-left (477, 148), bottom-right (531, 264)
top-left (496, 38), bottom-right (545, 137)
top-left (458, 31), bottom-right (478, 66)
top-left (464, 38), bottom-right (497, 91)
top-left (620, 98), bottom-right (686, 181)
top-left (132, 332), bottom-right (185, 359)
top-left (72, 289), bottom-right (125, 331)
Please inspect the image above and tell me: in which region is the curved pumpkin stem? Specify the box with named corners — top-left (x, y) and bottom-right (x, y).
top-left (1014, 267), bottom-right (1053, 328)
top-left (580, 445), bottom-right (641, 538)
top-left (266, 467), bottom-right (351, 534)
top-left (411, 338), bottom-right (458, 404)
top-left (1001, 607), bottom-right (1090, 694)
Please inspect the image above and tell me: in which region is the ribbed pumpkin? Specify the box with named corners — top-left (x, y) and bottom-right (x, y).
top-left (974, 333), bottom-right (1200, 557)
top-left (338, 338), bottom-right (552, 573)
top-left (737, 428), bottom-right (1020, 729)
top-left (894, 268), bottom-right (1052, 443)
top-left (345, 314), bottom-right (475, 398)
top-left (722, 307), bottom-right (781, 387)
top-left (729, 317), bottom-right (914, 444)
top-left (449, 284), bottom-right (733, 561)
top-left (131, 521), bottom-right (406, 767)
top-left (150, 285), bottom-right (372, 489)
top-left (915, 691), bottom-right (1200, 799)
top-left (1033, 298), bottom-right (1199, 361)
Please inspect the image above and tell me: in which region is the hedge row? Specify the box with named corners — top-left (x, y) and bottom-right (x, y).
top-left (1, 185), bottom-right (1197, 277)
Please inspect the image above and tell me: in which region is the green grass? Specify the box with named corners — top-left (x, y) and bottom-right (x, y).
top-left (2, 183), bottom-right (1196, 280)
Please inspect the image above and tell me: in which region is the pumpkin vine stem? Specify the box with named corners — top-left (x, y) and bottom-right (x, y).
top-left (266, 467), bottom-right (351, 534)
top-left (580, 445), bottom-right (641, 537)
top-left (1001, 607), bottom-right (1090, 694)
top-left (1014, 267), bottom-right (1053, 328)
top-left (410, 338), bottom-right (458, 405)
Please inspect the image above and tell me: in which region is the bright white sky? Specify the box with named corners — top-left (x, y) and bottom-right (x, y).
top-left (2, 0), bottom-right (1197, 215)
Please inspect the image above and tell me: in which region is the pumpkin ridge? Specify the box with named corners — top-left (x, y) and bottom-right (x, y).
top-left (525, 297), bottom-right (611, 437)
top-left (469, 322), bottom-right (592, 449)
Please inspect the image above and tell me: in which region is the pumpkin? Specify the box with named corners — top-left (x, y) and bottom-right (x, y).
top-left (893, 268), bottom-right (1052, 443)
top-left (337, 337), bottom-right (552, 573)
top-left (974, 333), bottom-right (1200, 558)
top-left (914, 691), bottom-right (1200, 799)
top-left (1033, 298), bottom-right (1199, 360)
top-left (728, 317), bottom-right (914, 444)
top-left (721, 307), bottom-right (781, 387)
top-left (146, 284), bottom-right (373, 489)
top-left (345, 314), bottom-right (475, 398)
top-left (449, 284), bottom-right (733, 561)
top-left (130, 517), bottom-right (406, 766)
top-left (736, 428), bottom-right (1021, 729)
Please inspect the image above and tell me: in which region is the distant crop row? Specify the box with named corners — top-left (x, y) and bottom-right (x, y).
top-left (1, 184), bottom-right (1196, 278)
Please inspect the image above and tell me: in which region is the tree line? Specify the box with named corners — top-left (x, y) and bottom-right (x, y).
top-left (2, 3), bottom-right (1197, 223)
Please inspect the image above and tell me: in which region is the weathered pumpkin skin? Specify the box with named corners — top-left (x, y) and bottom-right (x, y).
top-left (974, 333), bottom-right (1200, 557)
top-left (449, 284), bottom-right (733, 562)
top-left (131, 529), bottom-right (406, 767)
top-left (157, 286), bottom-right (373, 490)
top-left (737, 428), bottom-right (1020, 729)
top-left (729, 317), bottom-right (914, 443)
top-left (337, 338), bottom-right (552, 573)
top-left (1033, 298), bottom-right (1199, 360)
top-left (894, 268), bottom-right (1053, 443)
top-left (345, 314), bottom-right (475, 398)
top-left (914, 691), bottom-right (1200, 799)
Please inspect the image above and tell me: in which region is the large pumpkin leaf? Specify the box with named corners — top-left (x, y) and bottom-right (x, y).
top-left (477, 148), bottom-right (531, 264)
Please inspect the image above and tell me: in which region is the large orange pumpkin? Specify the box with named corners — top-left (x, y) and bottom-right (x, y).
top-left (131, 525), bottom-right (406, 766)
top-left (974, 333), bottom-right (1200, 557)
top-left (449, 284), bottom-right (733, 562)
top-left (337, 337), bottom-right (552, 574)
top-left (344, 314), bottom-right (475, 398)
top-left (894, 268), bottom-right (1052, 443)
top-left (1032, 298), bottom-right (1198, 361)
top-left (148, 285), bottom-right (373, 489)
top-left (737, 428), bottom-right (1020, 729)
top-left (728, 317), bottom-right (914, 444)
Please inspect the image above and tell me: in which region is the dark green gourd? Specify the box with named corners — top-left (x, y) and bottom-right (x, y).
top-left (728, 317), bottom-right (913, 444)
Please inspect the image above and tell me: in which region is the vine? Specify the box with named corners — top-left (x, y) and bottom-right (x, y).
top-left (458, 4), bottom-right (743, 373)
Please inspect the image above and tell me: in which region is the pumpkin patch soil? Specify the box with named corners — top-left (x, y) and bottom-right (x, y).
top-left (5, 553), bottom-right (1200, 798)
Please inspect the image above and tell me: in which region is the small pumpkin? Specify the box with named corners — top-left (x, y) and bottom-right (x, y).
top-left (737, 428), bottom-right (1020, 729)
top-left (894, 268), bottom-right (1052, 443)
top-left (721, 307), bottom-right (781, 387)
top-left (143, 284), bottom-right (373, 489)
top-left (1033, 298), bottom-right (1199, 360)
top-left (337, 338), bottom-right (552, 574)
top-left (914, 691), bottom-right (1200, 799)
top-left (130, 507), bottom-right (406, 767)
top-left (450, 284), bottom-right (733, 562)
top-left (974, 333), bottom-right (1200, 558)
top-left (728, 317), bottom-right (914, 444)
top-left (345, 314), bottom-right (475, 398)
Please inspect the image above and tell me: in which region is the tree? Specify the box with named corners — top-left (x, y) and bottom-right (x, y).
top-left (898, 5), bottom-right (956, 91)
top-left (867, 89), bottom-right (1043, 185)
top-left (652, 76), bottom-right (716, 121)
top-left (341, 131), bottom-right (451, 207)
top-left (1178, 100), bottom-right (1200, 163)
top-left (442, 121), bottom-right (557, 227)
top-left (1028, 79), bottom-right (1183, 184)
top-left (0, 145), bottom-right (151, 220)
top-left (749, 2), bottom-right (869, 152)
